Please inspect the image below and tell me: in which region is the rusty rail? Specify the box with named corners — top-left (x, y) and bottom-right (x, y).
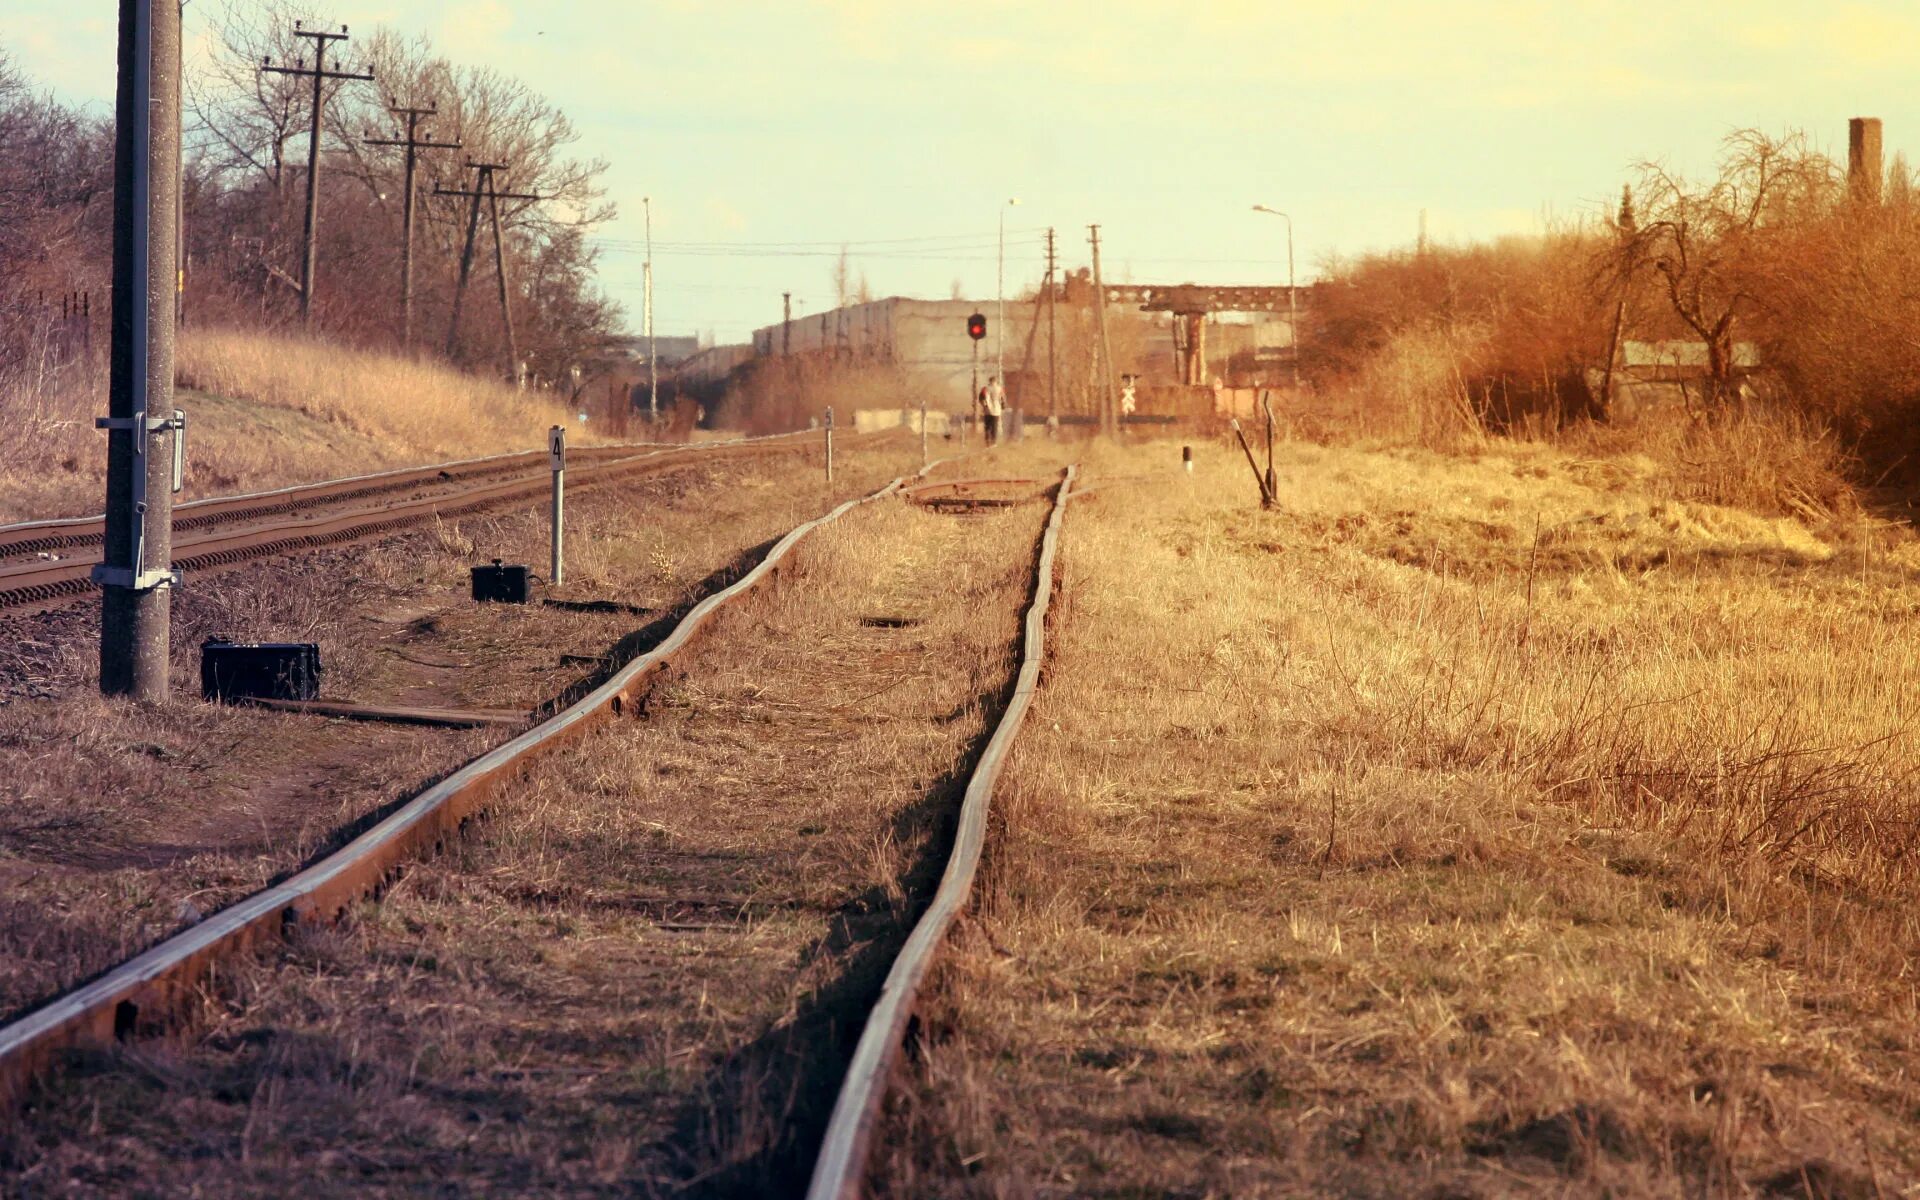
top-left (0, 458), bottom-right (944, 1112)
top-left (0, 432), bottom-right (838, 614)
top-left (0, 437), bottom-right (701, 559)
top-left (807, 464), bottom-right (1077, 1200)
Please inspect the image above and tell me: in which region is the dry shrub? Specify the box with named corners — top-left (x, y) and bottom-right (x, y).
top-left (1333, 324), bottom-right (1487, 448)
top-left (0, 350), bottom-right (101, 515)
top-left (1581, 403), bottom-right (1860, 521)
top-left (1313, 230), bottom-right (1608, 410)
top-left (1755, 197), bottom-right (1920, 486)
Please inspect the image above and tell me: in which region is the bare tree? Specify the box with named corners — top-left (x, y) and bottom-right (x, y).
top-left (1626, 129), bottom-right (1836, 410)
top-left (188, 0), bottom-right (336, 192)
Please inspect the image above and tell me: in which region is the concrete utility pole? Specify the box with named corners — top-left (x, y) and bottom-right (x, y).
top-left (261, 23), bottom-right (373, 331)
top-left (437, 161), bottom-right (540, 378)
top-left (1088, 224), bottom-right (1118, 438)
top-left (1251, 205), bottom-right (1300, 393)
top-left (782, 292), bottom-right (792, 356)
top-left (644, 195), bottom-right (658, 421)
top-left (365, 100), bottom-right (460, 349)
top-left (1044, 226), bottom-right (1058, 426)
top-left (99, 0), bottom-right (183, 700)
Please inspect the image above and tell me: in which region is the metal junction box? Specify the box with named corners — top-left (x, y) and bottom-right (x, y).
top-left (200, 638), bottom-right (323, 704)
top-left (472, 560), bottom-right (532, 604)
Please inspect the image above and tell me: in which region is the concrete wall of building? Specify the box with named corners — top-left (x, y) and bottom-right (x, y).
top-left (749, 295), bottom-right (1304, 409)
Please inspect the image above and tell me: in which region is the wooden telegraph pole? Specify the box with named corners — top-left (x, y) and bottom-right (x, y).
top-left (1044, 226), bottom-right (1058, 428)
top-left (261, 23), bottom-right (374, 331)
top-left (437, 161), bottom-right (541, 381)
top-left (98, 0), bottom-right (184, 699)
top-left (364, 100), bottom-right (461, 349)
top-left (1089, 224), bottom-right (1118, 437)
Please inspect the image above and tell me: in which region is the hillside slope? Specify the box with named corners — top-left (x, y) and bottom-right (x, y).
top-left (0, 329), bottom-right (610, 523)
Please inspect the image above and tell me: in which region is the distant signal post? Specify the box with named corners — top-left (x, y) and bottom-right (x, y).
top-left (967, 311), bottom-right (986, 442)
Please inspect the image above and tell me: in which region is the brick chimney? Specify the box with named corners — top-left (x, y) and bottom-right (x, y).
top-left (1850, 117), bottom-right (1884, 204)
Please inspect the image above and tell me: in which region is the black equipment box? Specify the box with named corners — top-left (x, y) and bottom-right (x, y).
top-left (201, 638), bottom-right (323, 703)
top-left (472, 560), bottom-right (532, 604)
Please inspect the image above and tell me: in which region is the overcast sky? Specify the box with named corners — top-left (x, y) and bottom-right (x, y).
top-left (4, 1), bottom-right (1917, 344)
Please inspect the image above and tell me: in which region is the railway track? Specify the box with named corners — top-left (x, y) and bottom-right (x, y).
top-left (809, 465), bottom-right (1075, 1199)
top-left (0, 457), bottom-right (949, 1110)
top-left (0, 456), bottom-right (1078, 1200)
top-left (0, 432), bottom-right (823, 614)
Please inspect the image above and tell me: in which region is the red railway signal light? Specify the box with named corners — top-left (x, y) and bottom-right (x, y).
top-left (967, 312), bottom-right (986, 341)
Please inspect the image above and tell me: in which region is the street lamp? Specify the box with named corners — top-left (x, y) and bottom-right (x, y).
top-left (998, 197), bottom-right (1020, 393)
top-left (1251, 204), bottom-right (1300, 393)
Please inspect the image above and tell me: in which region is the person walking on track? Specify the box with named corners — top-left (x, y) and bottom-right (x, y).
top-left (980, 374), bottom-right (1006, 446)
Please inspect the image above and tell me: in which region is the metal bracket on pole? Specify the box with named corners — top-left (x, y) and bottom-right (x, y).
top-left (171, 408), bottom-right (186, 493)
top-left (94, 415), bottom-right (180, 433)
top-left (549, 425), bottom-right (565, 586)
top-left (96, 413), bottom-right (186, 492)
top-left (95, 411), bottom-right (186, 589)
top-left (90, 564), bottom-right (180, 591)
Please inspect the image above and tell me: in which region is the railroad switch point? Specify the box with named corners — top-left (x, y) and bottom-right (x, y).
top-left (201, 638), bottom-right (323, 704)
top-left (472, 559), bottom-right (532, 604)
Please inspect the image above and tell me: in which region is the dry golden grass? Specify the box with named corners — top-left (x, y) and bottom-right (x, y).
top-left (0, 328), bottom-right (621, 522)
top-left (2, 484), bottom-right (1052, 1197)
top-left (879, 435), bottom-right (1920, 1196)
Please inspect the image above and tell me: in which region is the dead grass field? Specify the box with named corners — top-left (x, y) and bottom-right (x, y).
top-left (1, 479), bottom-right (1052, 1197)
top-left (0, 437), bottom-right (912, 1027)
top-left (879, 435), bottom-right (1920, 1197)
top-left (0, 328), bottom-right (626, 523)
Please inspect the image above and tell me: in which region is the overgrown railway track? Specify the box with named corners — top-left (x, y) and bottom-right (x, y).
top-left (0, 456), bottom-right (1078, 1200)
top-left (808, 465), bottom-right (1075, 1199)
top-left (0, 456), bottom-right (976, 1099)
top-left (0, 432), bottom-right (823, 614)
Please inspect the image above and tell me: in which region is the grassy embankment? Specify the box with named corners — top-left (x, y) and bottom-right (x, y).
top-left (0, 328), bottom-right (606, 522)
top-left (880, 434), bottom-right (1920, 1196)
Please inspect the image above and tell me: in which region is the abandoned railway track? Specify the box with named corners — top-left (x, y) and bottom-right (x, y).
top-left (0, 457), bottom-right (1079, 1200)
top-left (0, 432), bottom-right (823, 614)
top-left (0, 460), bottom-right (939, 1110)
top-left (808, 465), bottom-right (1074, 1199)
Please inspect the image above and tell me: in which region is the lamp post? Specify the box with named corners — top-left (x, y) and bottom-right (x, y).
top-left (1251, 204), bottom-right (1300, 393)
top-left (998, 197), bottom-right (1019, 392)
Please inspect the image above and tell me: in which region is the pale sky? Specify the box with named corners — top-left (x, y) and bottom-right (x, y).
top-left (4, 1), bottom-right (1916, 344)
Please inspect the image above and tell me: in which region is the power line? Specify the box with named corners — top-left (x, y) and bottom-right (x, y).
top-left (595, 227), bottom-right (1050, 250)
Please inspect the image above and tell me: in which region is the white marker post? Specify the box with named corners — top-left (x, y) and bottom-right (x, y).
top-left (824, 406), bottom-right (835, 487)
top-left (548, 424), bottom-right (565, 586)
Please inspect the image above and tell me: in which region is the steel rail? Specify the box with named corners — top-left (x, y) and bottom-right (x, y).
top-left (0, 457), bottom-right (947, 1112)
top-left (0, 433), bottom-right (843, 614)
top-left (807, 463), bottom-right (1077, 1200)
top-left (0, 433), bottom-right (805, 560)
